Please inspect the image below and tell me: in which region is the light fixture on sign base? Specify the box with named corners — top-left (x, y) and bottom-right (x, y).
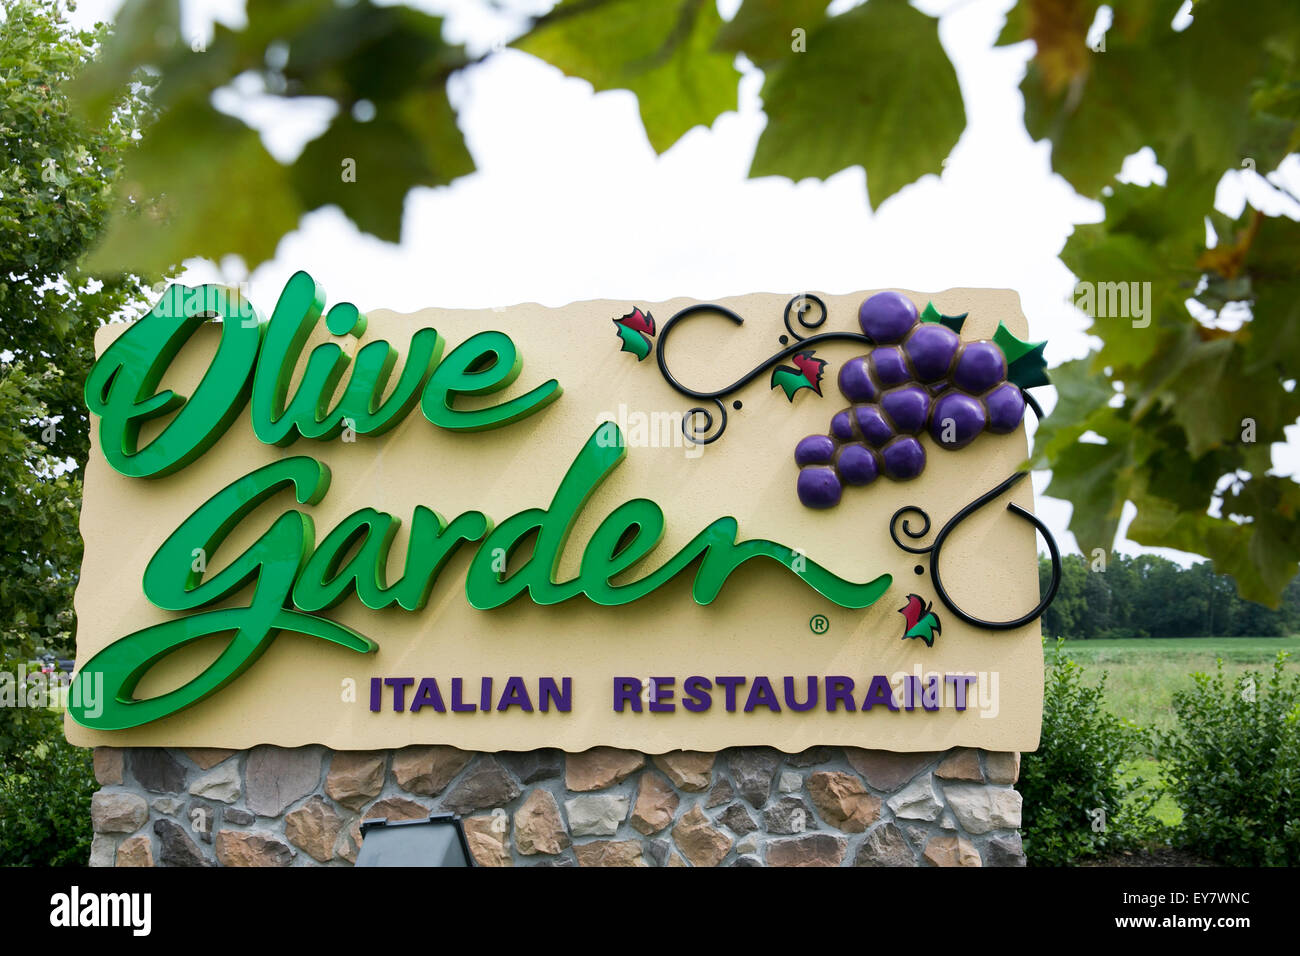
top-left (354, 812), bottom-right (473, 867)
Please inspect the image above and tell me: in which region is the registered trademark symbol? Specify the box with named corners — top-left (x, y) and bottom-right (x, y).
top-left (809, 614), bottom-right (829, 634)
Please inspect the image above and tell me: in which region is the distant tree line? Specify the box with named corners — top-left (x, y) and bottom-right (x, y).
top-left (1037, 553), bottom-right (1300, 639)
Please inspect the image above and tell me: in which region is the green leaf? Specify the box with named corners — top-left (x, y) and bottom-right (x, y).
top-left (1241, 213), bottom-right (1300, 375)
top-left (75, 0), bottom-right (473, 268)
top-left (748, 0), bottom-right (964, 207)
top-left (86, 103), bottom-right (301, 273)
top-left (993, 0), bottom-right (1030, 49)
top-left (905, 612), bottom-right (940, 646)
top-left (272, 0), bottom-right (467, 101)
top-left (517, 0), bottom-right (740, 153)
top-left (1150, 333), bottom-right (1268, 459)
top-left (1127, 485), bottom-right (1300, 609)
top-left (770, 364), bottom-right (813, 401)
top-left (1031, 358), bottom-right (1114, 464)
top-left (994, 323), bottom-right (1049, 389)
top-left (1018, 0), bottom-right (1293, 198)
top-left (68, 0), bottom-right (183, 123)
top-left (615, 322), bottom-right (651, 361)
top-left (292, 90), bottom-right (472, 243)
top-left (1043, 432), bottom-right (1131, 557)
top-left (713, 0), bottom-right (830, 67)
top-left (1059, 151), bottom-right (1215, 380)
top-left (920, 301), bottom-right (967, 333)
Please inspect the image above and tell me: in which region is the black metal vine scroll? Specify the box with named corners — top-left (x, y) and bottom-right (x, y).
top-left (655, 294), bottom-right (876, 445)
top-left (890, 471), bottom-right (1062, 630)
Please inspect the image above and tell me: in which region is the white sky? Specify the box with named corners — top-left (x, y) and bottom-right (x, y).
top-left (67, 0), bottom-right (1300, 565)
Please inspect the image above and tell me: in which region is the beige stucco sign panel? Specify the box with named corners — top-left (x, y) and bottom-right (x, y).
top-left (68, 287), bottom-right (1044, 752)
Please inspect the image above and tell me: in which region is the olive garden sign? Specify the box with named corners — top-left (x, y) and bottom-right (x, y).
top-left (66, 276), bottom-right (1056, 753)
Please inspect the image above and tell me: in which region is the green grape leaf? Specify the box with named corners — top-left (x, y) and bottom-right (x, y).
top-left (994, 323), bottom-right (1049, 390)
top-left (904, 612), bottom-right (941, 647)
top-left (748, 0), bottom-right (964, 208)
top-left (920, 301), bottom-right (967, 333)
top-left (615, 322), bottom-right (651, 361)
top-left (517, 0), bottom-right (740, 154)
top-left (770, 352), bottom-right (824, 400)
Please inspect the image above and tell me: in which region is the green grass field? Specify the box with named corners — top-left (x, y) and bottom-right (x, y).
top-left (1051, 636), bottom-right (1300, 741)
top-left (1050, 636), bottom-right (1300, 830)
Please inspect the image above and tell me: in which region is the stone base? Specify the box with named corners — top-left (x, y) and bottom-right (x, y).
top-left (87, 746), bottom-right (1024, 867)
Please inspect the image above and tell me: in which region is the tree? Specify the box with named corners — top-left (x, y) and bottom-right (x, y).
top-left (71, 0), bottom-right (1300, 605)
top-left (1035, 551), bottom-right (1300, 639)
top-left (0, 0), bottom-right (167, 866)
top-left (0, 0), bottom-right (160, 743)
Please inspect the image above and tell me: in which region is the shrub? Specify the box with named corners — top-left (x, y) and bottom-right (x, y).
top-left (1020, 639), bottom-right (1156, 865)
top-left (0, 706), bottom-right (96, 867)
top-left (1157, 652), bottom-right (1300, 866)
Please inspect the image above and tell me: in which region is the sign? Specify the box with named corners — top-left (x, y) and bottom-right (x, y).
top-left (67, 276), bottom-right (1055, 752)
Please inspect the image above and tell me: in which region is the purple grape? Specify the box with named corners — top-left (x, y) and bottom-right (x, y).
top-left (795, 434), bottom-right (835, 465)
top-left (881, 436), bottom-right (925, 480)
top-left (904, 324), bottom-right (961, 382)
top-left (797, 467), bottom-right (843, 509)
top-left (986, 383), bottom-right (1027, 434)
top-left (880, 385), bottom-right (930, 435)
top-left (870, 346), bottom-right (912, 386)
top-left (854, 405), bottom-right (894, 447)
top-left (858, 292), bottom-right (918, 343)
top-left (830, 409), bottom-right (854, 441)
top-left (930, 392), bottom-right (987, 448)
top-left (952, 342), bottom-right (1007, 394)
top-left (837, 356), bottom-right (878, 403)
top-left (836, 444), bottom-right (879, 486)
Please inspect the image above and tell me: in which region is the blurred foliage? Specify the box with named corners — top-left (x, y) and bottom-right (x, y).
top-left (0, 0), bottom-right (163, 757)
top-left (75, 0), bottom-right (962, 265)
top-left (62, 0), bottom-right (1300, 605)
top-left (1010, 0), bottom-right (1300, 608)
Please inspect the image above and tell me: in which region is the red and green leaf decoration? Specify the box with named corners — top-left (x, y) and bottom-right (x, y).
top-left (899, 593), bottom-right (941, 647)
top-left (993, 322), bottom-right (1049, 390)
top-left (920, 301), bottom-right (968, 333)
top-left (613, 307), bottom-right (655, 361)
top-left (770, 350), bottom-right (827, 401)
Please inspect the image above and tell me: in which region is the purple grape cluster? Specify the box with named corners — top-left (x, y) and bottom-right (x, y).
top-left (795, 291), bottom-right (1027, 509)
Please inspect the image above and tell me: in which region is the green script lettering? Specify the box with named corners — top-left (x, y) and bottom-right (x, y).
top-left (69, 423), bottom-right (892, 730)
top-left (88, 271), bottom-right (562, 477)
